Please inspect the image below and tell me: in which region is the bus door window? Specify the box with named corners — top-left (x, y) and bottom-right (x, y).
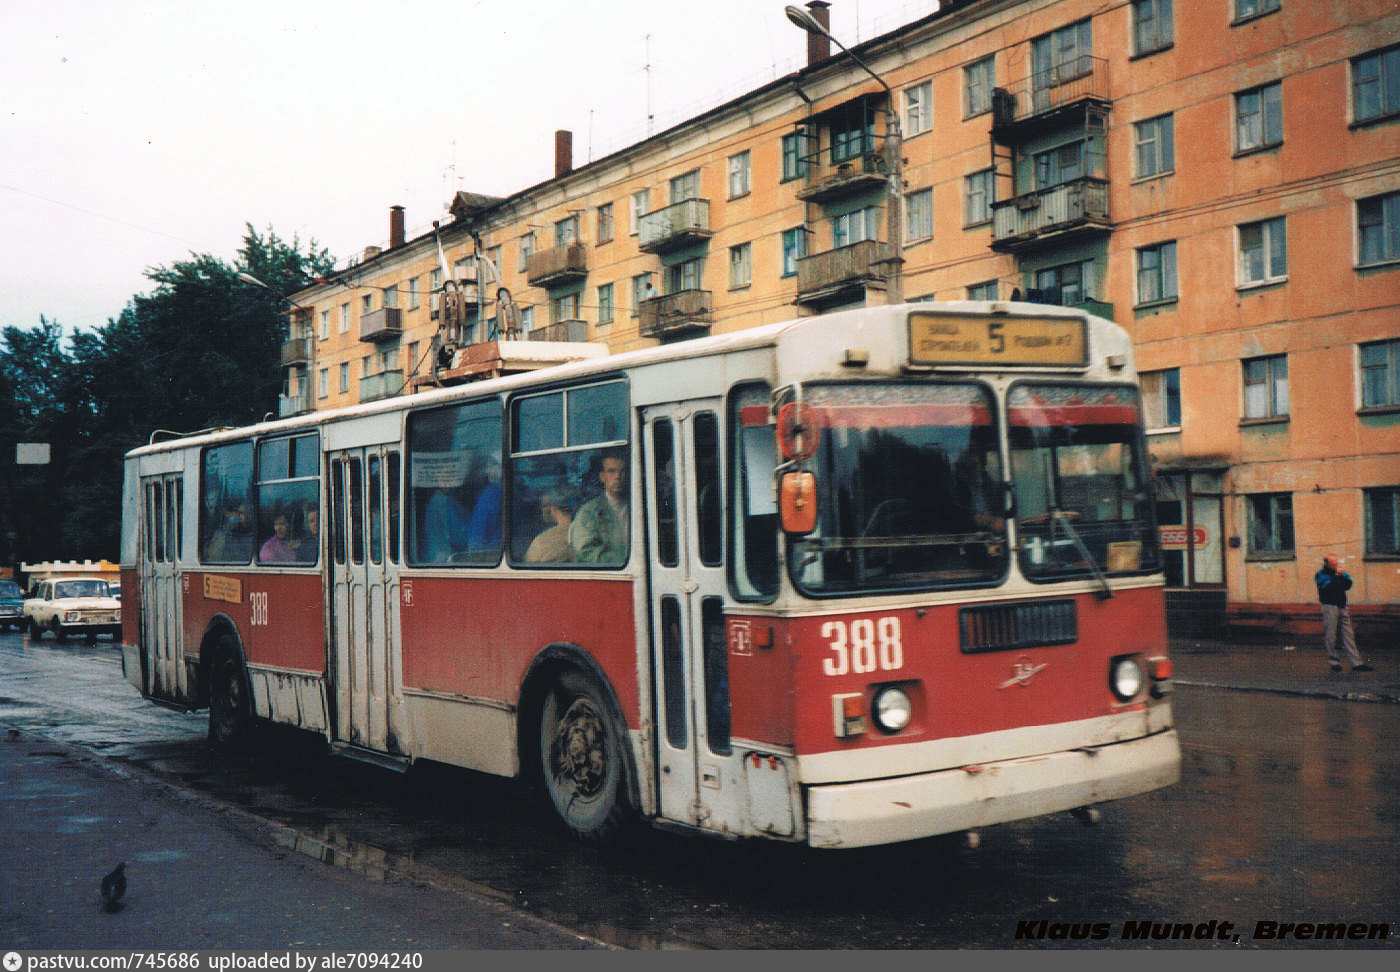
top-left (728, 386), bottom-right (780, 600)
top-left (660, 596), bottom-right (687, 748)
top-left (653, 420), bottom-right (678, 567)
top-left (151, 481), bottom-right (165, 562)
top-left (368, 455), bottom-right (384, 565)
top-left (167, 478), bottom-right (182, 562)
top-left (693, 411), bottom-right (723, 567)
top-left (387, 452), bottom-right (401, 564)
top-left (331, 460), bottom-right (347, 566)
top-left (348, 458), bottom-right (365, 565)
top-left (701, 596), bottom-right (730, 755)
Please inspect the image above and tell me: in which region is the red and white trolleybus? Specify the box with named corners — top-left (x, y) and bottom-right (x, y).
top-left (121, 301), bottom-right (1180, 848)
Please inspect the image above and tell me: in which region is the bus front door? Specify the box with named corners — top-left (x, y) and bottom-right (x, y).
top-left (327, 448), bottom-right (409, 758)
top-left (138, 473), bottom-right (186, 702)
top-left (643, 401), bottom-right (744, 836)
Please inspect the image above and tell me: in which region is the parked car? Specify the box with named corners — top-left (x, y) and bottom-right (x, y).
top-left (0, 580), bottom-right (24, 630)
top-left (23, 577), bottom-right (122, 641)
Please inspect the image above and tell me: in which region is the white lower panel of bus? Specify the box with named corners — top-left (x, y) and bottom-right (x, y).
top-left (247, 665), bottom-right (328, 733)
top-left (804, 727), bottom-right (1180, 849)
top-left (404, 689), bottom-right (517, 778)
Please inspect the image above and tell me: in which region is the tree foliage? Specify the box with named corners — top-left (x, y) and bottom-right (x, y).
top-left (0, 225), bottom-right (334, 567)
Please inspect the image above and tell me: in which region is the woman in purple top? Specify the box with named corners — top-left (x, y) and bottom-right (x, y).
top-left (259, 513), bottom-right (298, 562)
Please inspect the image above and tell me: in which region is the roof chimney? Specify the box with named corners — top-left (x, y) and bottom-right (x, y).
top-left (806, 1), bottom-right (832, 67)
top-left (555, 130), bottom-right (573, 178)
top-left (389, 205), bottom-right (405, 248)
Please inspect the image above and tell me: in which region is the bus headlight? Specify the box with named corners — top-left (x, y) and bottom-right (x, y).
top-left (872, 685), bottom-right (913, 734)
top-left (1110, 656), bottom-right (1145, 702)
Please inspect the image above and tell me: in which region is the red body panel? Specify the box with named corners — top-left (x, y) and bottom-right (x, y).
top-left (120, 566), bottom-right (140, 646)
top-left (399, 576), bottom-right (640, 724)
top-left (181, 572), bottom-right (326, 672)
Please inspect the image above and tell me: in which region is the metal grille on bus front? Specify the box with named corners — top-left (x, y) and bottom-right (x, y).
top-left (959, 599), bottom-right (1077, 653)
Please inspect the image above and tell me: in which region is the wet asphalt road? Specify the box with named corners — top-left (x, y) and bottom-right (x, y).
top-left (1, 630), bottom-right (1396, 949)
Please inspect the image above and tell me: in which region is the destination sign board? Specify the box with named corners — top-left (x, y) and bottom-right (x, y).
top-left (909, 312), bottom-right (1087, 367)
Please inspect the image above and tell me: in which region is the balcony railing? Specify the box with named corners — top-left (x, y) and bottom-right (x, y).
top-left (794, 143), bottom-right (889, 203)
top-left (639, 289), bottom-right (713, 338)
top-left (278, 391), bottom-right (311, 417)
top-left (638, 199), bottom-right (712, 253)
top-left (359, 370), bottom-right (404, 403)
top-left (795, 239), bottom-right (891, 304)
top-left (526, 243), bottom-right (589, 288)
top-left (359, 307), bottom-right (402, 343)
top-left (531, 319), bottom-right (588, 342)
top-left (992, 56), bottom-right (1109, 132)
top-left (991, 177), bottom-right (1110, 251)
top-left (280, 336), bottom-right (312, 367)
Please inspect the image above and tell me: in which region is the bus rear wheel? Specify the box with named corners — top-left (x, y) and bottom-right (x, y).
top-left (538, 669), bottom-right (630, 844)
top-left (208, 640), bottom-right (252, 750)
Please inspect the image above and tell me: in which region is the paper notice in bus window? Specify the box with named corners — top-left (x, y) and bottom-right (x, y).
top-left (908, 313), bottom-right (1087, 367)
top-left (410, 452), bottom-right (469, 488)
top-left (203, 574), bottom-right (242, 604)
top-left (1106, 541), bottom-right (1142, 573)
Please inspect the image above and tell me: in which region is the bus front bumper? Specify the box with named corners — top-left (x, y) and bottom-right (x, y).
top-left (804, 727), bottom-right (1180, 849)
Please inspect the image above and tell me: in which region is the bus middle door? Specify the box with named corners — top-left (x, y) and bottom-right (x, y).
top-left (643, 401), bottom-right (740, 836)
top-left (138, 473), bottom-right (186, 703)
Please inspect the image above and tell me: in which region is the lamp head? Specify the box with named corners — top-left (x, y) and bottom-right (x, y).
top-left (784, 5), bottom-right (827, 35)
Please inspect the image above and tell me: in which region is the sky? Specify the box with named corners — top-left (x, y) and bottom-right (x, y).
top-left (1, 0), bottom-right (939, 335)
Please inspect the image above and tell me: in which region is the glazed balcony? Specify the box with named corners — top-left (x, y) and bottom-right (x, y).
top-left (359, 307), bottom-right (402, 343)
top-left (280, 336), bottom-right (312, 367)
top-left (526, 244), bottom-right (589, 288)
top-left (793, 143), bottom-right (889, 204)
top-left (531, 319), bottom-right (588, 342)
top-left (638, 199), bottom-right (712, 254)
top-left (990, 177), bottom-right (1111, 252)
top-left (991, 56), bottom-right (1109, 138)
top-left (359, 369), bottom-right (404, 403)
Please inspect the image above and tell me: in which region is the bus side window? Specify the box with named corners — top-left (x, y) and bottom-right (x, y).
top-left (728, 386), bottom-right (779, 599)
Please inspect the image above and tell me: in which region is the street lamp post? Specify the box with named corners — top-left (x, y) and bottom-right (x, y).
top-left (784, 4), bottom-right (904, 305)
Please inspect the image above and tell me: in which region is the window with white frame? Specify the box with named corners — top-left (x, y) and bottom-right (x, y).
top-left (967, 280), bottom-right (998, 301)
top-left (318, 368), bottom-right (329, 399)
top-left (339, 362), bottom-right (349, 393)
top-left (340, 302), bottom-right (350, 333)
top-left (670, 170), bottom-right (700, 203)
top-left (1133, 0), bottom-right (1173, 55)
top-left (597, 283), bottom-right (614, 324)
top-left (667, 258), bottom-right (703, 293)
top-left (1235, 82), bottom-right (1282, 152)
top-left (1032, 19), bottom-right (1093, 89)
top-left (555, 215), bottom-right (579, 245)
top-left (905, 188), bottom-right (933, 243)
top-left (1247, 493), bottom-right (1293, 556)
top-left (781, 228), bottom-right (808, 277)
top-left (632, 273), bottom-right (654, 313)
top-left (552, 291), bottom-right (581, 323)
top-left (1353, 46), bottom-right (1400, 123)
top-left (361, 293), bottom-right (372, 313)
top-left (1365, 486), bottom-right (1400, 556)
top-left (1238, 217), bottom-right (1287, 286)
top-left (1234, 0), bottom-right (1280, 24)
top-left (520, 306), bottom-right (535, 333)
top-left (728, 152), bottom-right (751, 198)
top-left (964, 56), bottom-right (994, 117)
top-left (520, 232), bottom-right (536, 264)
top-left (728, 243), bottom-right (751, 289)
top-left (1243, 355), bottom-right (1288, 420)
top-left (1137, 241), bottom-right (1178, 305)
top-left (832, 206), bottom-right (880, 248)
top-left (383, 285), bottom-right (398, 309)
top-left (1035, 259), bottom-right (1095, 304)
top-left (597, 203), bottom-right (614, 243)
top-left (1361, 339), bottom-right (1400, 408)
top-left (1135, 114), bottom-right (1174, 177)
top-left (1140, 369), bottom-right (1181, 429)
top-left (903, 81), bottom-right (932, 136)
top-left (1358, 191), bottom-right (1400, 266)
top-left (629, 190), bottom-right (649, 234)
top-left (407, 277), bottom-right (419, 309)
top-left (429, 269), bottom-right (443, 292)
top-left (319, 309), bottom-right (330, 341)
top-left (965, 169), bottom-right (994, 225)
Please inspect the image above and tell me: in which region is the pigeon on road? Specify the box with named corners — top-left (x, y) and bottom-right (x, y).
top-left (100, 862), bottom-right (126, 911)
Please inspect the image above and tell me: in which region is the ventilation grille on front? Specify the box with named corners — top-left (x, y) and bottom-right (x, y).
top-left (959, 599), bottom-right (1077, 653)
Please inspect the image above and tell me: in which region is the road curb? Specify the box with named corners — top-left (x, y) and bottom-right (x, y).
top-left (1176, 678), bottom-right (1400, 705)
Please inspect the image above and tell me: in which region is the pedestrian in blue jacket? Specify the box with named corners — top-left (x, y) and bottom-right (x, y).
top-left (1315, 554), bottom-right (1371, 673)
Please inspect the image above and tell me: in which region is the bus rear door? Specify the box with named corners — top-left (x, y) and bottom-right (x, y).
top-left (138, 473), bottom-right (186, 702)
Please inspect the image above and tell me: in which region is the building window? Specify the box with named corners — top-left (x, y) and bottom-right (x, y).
top-left (1034, 141), bottom-right (1084, 189)
top-left (339, 363), bottom-right (349, 394)
top-left (383, 285), bottom-right (398, 310)
top-left (1141, 369), bottom-right (1181, 429)
top-left (407, 277), bottom-right (419, 309)
top-left (1234, 0), bottom-right (1280, 24)
top-left (520, 232), bottom-right (536, 264)
top-left (597, 203), bottom-right (614, 244)
top-left (903, 81), bottom-right (932, 136)
top-left (1361, 339), bottom-right (1400, 408)
top-left (667, 258), bottom-right (703, 294)
top-left (781, 228), bottom-right (808, 277)
top-left (728, 152), bottom-right (751, 198)
top-left (632, 273), bottom-right (654, 314)
top-left (1364, 487), bottom-right (1400, 556)
top-left (1353, 46), bottom-right (1400, 123)
top-left (832, 206), bottom-right (880, 249)
top-left (597, 283), bottom-right (614, 324)
top-left (1235, 82), bottom-right (1282, 152)
top-left (964, 169), bottom-right (994, 225)
top-left (1243, 355), bottom-right (1288, 420)
top-left (1238, 216), bottom-right (1287, 287)
top-left (1032, 19), bottom-right (1093, 90)
top-left (1133, 0), bottom-right (1173, 55)
top-left (670, 170), bottom-right (700, 203)
top-left (319, 309), bottom-right (330, 341)
top-left (967, 280), bottom-right (998, 301)
top-left (1137, 241), bottom-right (1178, 305)
top-left (552, 291), bottom-right (581, 324)
top-left (629, 190), bottom-right (649, 235)
top-left (340, 302), bottom-right (350, 333)
top-left (360, 294), bottom-right (372, 314)
top-left (728, 243), bottom-right (751, 289)
top-left (1135, 114), bottom-right (1174, 177)
top-left (781, 132), bottom-right (809, 182)
top-left (429, 268), bottom-right (443, 292)
top-left (1358, 191), bottom-right (1400, 266)
top-left (318, 368), bottom-right (329, 399)
top-left (905, 188), bottom-right (933, 243)
top-left (520, 306), bottom-right (535, 333)
top-left (1035, 259), bottom-right (1095, 304)
top-left (555, 215), bottom-right (579, 246)
top-left (1247, 493), bottom-right (1293, 556)
top-left (964, 56), bottom-right (994, 117)
top-left (831, 113), bottom-right (876, 164)
top-left (407, 341), bottom-right (419, 370)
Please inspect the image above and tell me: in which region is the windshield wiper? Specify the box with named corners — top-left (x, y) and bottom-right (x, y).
top-left (1052, 509), bottom-right (1113, 600)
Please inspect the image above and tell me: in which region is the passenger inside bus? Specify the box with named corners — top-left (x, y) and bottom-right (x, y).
top-left (569, 450), bottom-right (629, 564)
top-left (207, 501), bottom-right (253, 562)
top-left (525, 489), bottom-right (576, 563)
top-left (259, 510), bottom-right (298, 562)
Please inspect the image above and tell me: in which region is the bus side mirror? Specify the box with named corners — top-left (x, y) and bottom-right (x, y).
top-left (779, 471), bottom-right (818, 535)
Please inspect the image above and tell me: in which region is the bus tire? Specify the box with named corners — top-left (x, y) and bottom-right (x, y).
top-left (208, 636), bottom-right (252, 750)
top-left (538, 669), bottom-right (631, 845)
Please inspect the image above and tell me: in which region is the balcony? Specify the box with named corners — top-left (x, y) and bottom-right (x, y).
top-left (639, 289), bottom-right (713, 338)
top-left (638, 199), bottom-right (711, 254)
top-left (991, 57), bottom-right (1109, 138)
top-left (531, 319), bottom-right (589, 342)
top-left (280, 336), bottom-right (312, 367)
top-left (793, 144), bottom-right (889, 204)
top-left (795, 239), bottom-right (892, 306)
top-left (990, 177), bottom-right (1111, 252)
top-left (359, 370), bottom-right (404, 403)
top-left (359, 307), bottom-right (402, 343)
top-left (526, 244), bottom-right (588, 288)
top-left (278, 391), bottom-right (311, 417)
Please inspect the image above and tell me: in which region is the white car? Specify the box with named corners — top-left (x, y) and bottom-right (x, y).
top-left (23, 577), bottom-right (122, 641)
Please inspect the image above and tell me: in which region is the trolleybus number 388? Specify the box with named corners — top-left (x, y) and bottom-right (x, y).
top-left (821, 616), bottom-right (904, 676)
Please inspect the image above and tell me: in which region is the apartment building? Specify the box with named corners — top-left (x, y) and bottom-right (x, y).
top-left (283, 0), bottom-right (1400, 640)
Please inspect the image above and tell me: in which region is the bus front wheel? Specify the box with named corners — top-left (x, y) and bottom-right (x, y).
top-left (208, 639), bottom-right (252, 750)
top-left (538, 669), bottom-right (630, 844)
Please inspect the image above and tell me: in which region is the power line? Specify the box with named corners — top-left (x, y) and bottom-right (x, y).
top-left (0, 181), bottom-right (217, 252)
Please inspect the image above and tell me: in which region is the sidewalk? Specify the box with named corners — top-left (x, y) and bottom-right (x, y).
top-left (1170, 636), bottom-right (1400, 704)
